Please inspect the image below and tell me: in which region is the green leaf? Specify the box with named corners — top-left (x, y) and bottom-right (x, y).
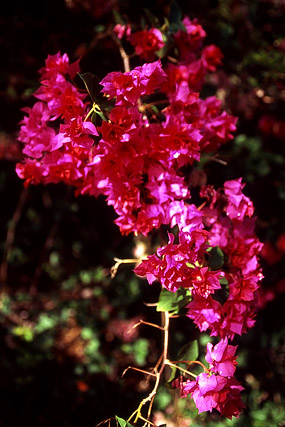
top-left (133, 338), bottom-right (149, 366)
top-left (177, 340), bottom-right (199, 362)
top-left (78, 72), bottom-right (100, 102)
top-left (155, 36), bottom-right (172, 59)
top-left (156, 387), bottom-right (172, 410)
top-left (0, 294), bottom-right (11, 315)
top-left (115, 415), bottom-right (133, 427)
top-left (165, 365), bottom-right (178, 388)
top-left (156, 287), bottom-right (191, 314)
top-left (34, 313), bottom-right (57, 333)
top-left (90, 111), bottom-right (97, 125)
top-left (213, 282), bottom-right (229, 305)
top-left (12, 325), bottom-right (34, 342)
top-left (219, 276), bottom-right (229, 286)
top-left (186, 262), bottom-right (195, 268)
top-left (169, 0), bottom-right (182, 23)
top-left (94, 106), bottom-right (107, 122)
top-left (81, 327), bottom-right (94, 340)
top-left (113, 10), bottom-right (124, 24)
top-left (207, 246), bottom-right (224, 270)
top-left (94, 24), bottom-right (106, 33)
top-left (150, 105), bottom-right (160, 115)
top-left (168, 0), bottom-right (185, 33)
top-left (143, 8), bottom-right (160, 27)
top-left (140, 16), bottom-right (146, 32)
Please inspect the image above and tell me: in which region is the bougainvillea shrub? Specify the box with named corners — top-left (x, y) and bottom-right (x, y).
top-left (12, 2), bottom-right (267, 426)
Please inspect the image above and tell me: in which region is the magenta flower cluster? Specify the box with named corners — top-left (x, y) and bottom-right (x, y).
top-left (16, 18), bottom-right (236, 236)
top-left (174, 338), bottom-right (243, 419)
top-left (135, 177), bottom-right (263, 338)
top-left (16, 17), bottom-right (263, 420)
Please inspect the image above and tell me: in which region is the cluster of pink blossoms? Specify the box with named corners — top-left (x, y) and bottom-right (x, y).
top-left (134, 176), bottom-right (263, 417)
top-left (17, 17), bottom-right (236, 236)
top-left (135, 177), bottom-right (263, 341)
top-left (16, 52), bottom-right (97, 187)
top-left (16, 16), bottom-right (263, 420)
top-left (173, 338), bottom-right (244, 419)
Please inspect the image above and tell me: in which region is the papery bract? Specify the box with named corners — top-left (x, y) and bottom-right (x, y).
top-left (113, 23), bottom-right (131, 39)
top-left (100, 60), bottom-right (166, 106)
top-left (202, 45), bottom-right (223, 72)
top-left (129, 28), bottom-right (164, 61)
top-left (224, 178), bottom-right (254, 221)
top-left (176, 372), bottom-right (244, 419)
top-left (174, 17), bottom-right (206, 61)
top-left (186, 293), bottom-right (222, 333)
top-left (205, 338), bottom-right (237, 377)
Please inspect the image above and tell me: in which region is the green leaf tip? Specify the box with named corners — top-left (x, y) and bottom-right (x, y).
top-left (156, 287), bottom-right (191, 314)
top-left (115, 415), bottom-right (133, 427)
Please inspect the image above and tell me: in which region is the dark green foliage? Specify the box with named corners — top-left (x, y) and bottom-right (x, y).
top-left (207, 246), bottom-right (224, 270)
top-left (177, 340), bottom-right (199, 363)
top-left (78, 72), bottom-right (101, 102)
top-left (168, 0), bottom-right (185, 33)
top-left (115, 416), bottom-right (133, 427)
top-left (157, 287), bottom-right (192, 315)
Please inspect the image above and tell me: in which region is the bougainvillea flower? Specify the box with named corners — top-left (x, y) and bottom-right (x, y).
top-left (186, 293), bottom-right (222, 333)
top-left (224, 178), bottom-right (254, 221)
top-left (51, 117), bottom-right (98, 151)
top-left (18, 102), bottom-right (56, 158)
top-left (177, 373), bottom-right (244, 419)
top-left (202, 45), bottom-right (223, 72)
top-left (113, 23), bottom-right (131, 39)
top-left (129, 28), bottom-right (165, 61)
top-left (205, 338), bottom-right (237, 377)
top-left (174, 17), bottom-right (206, 61)
top-left (100, 60), bottom-right (166, 106)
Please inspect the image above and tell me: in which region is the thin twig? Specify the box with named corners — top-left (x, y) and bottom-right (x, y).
top-left (95, 417), bottom-right (114, 427)
top-left (197, 201), bottom-right (207, 211)
top-left (131, 319), bottom-right (166, 331)
top-left (110, 257), bottom-right (144, 278)
top-left (112, 35), bottom-right (130, 72)
top-left (205, 155), bottom-right (228, 166)
top-left (146, 395), bottom-right (156, 423)
top-left (129, 312), bottom-right (170, 425)
top-left (0, 186), bottom-right (29, 288)
top-left (171, 359), bottom-right (208, 373)
top-left (164, 359), bottom-right (198, 379)
top-left (167, 56), bottom-right (178, 63)
top-left (144, 302), bottom-right (158, 307)
top-left (139, 414), bottom-right (160, 426)
top-left (122, 366), bottom-right (157, 378)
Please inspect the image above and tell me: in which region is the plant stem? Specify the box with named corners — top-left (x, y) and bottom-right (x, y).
top-left (128, 312), bottom-right (170, 426)
top-left (164, 360), bottom-right (198, 379)
top-left (112, 36), bottom-right (130, 72)
top-left (0, 186), bottom-right (29, 289)
top-left (110, 257), bottom-right (145, 278)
